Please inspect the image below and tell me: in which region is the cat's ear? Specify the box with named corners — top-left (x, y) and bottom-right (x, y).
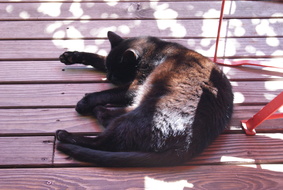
top-left (122, 49), bottom-right (139, 64)
top-left (107, 31), bottom-right (124, 48)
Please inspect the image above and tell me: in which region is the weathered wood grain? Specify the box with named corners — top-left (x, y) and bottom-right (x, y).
top-left (1, 1), bottom-right (282, 20)
top-left (1, 38), bottom-right (282, 60)
top-left (0, 61), bottom-right (107, 83)
top-left (0, 165), bottom-right (283, 189)
top-left (0, 108), bottom-right (103, 135)
top-left (190, 133), bottom-right (283, 165)
top-left (1, 59), bottom-right (283, 83)
top-left (1, 19), bottom-right (282, 39)
top-left (0, 136), bottom-right (54, 166)
top-left (0, 19), bottom-right (222, 39)
top-left (2, 164), bottom-right (282, 189)
top-left (54, 133), bottom-right (283, 166)
top-left (0, 83), bottom-right (113, 107)
top-left (0, 106), bottom-right (281, 135)
top-left (0, 81), bottom-right (281, 107)
top-left (0, 104), bottom-right (281, 133)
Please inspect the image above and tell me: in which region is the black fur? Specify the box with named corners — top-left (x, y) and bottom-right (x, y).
top-left (57, 31), bottom-right (233, 167)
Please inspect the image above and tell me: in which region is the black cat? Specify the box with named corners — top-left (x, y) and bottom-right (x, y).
top-left (56, 31), bottom-right (233, 167)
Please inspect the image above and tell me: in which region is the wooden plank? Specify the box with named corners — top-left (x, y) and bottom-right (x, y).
top-left (1, 164), bottom-right (283, 189)
top-left (1, 19), bottom-right (282, 39)
top-left (0, 20), bottom-right (221, 39)
top-left (0, 136), bottom-right (54, 166)
top-left (1, 1), bottom-right (282, 20)
top-left (0, 2), bottom-right (228, 20)
top-left (0, 106), bottom-right (281, 135)
top-left (1, 38), bottom-right (282, 60)
top-left (54, 133), bottom-right (283, 166)
top-left (0, 108), bottom-right (103, 135)
top-left (0, 83), bottom-right (113, 108)
top-left (0, 61), bottom-right (106, 83)
top-left (0, 81), bottom-right (282, 108)
top-left (232, 81), bottom-right (283, 105)
top-left (1, 59), bottom-right (283, 83)
top-left (190, 133), bottom-right (283, 165)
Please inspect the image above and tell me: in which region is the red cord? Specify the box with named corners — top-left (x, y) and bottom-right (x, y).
top-left (213, 0), bottom-right (283, 69)
top-left (214, 0), bottom-right (226, 63)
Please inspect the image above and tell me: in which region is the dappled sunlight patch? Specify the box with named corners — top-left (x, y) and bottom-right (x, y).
top-left (118, 25), bottom-right (131, 35)
top-left (38, 3), bottom-right (62, 17)
top-left (91, 26), bottom-right (117, 38)
top-left (19, 11), bottom-right (30, 19)
top-left (254, 19), bottom-right (277, 36)
top-left (104, 0), bottom-right (119, 7)
top-left (266, 37), bottom-right (280, 47)
top-left (229, 19), bottom-right (246, 37)
top-left (264, 93), bottom-right (277, 101)
top-left (154, 7), bottom-right (178, 19)
top-left (150, 2), bottom-right (187, 37)
top-left (144, 176), bottom-right (194, 190)
top-left (69, 2), bottom-right (84, 18)
top-left (53, 30), bottom-right (65, 39)
top-left (202, 9), bottom-right (219, 18)
top-left (66, 26), bottom-right (84, 38)
top-left (201, 19), bottom-right (222, 37)
top-left (236, 164), bottom-right (257, 169)
top-left (5, 4), bottom-right (14, 13)
top-left (100, 13), bottom-right (119, 19)
top-left (233, 92), bottom-right (245, 104)
top-left (220, 156), bottom-right (255, 164)
top-left (221, 66), bottom-right (232, 77)
top-left (261, 164), bottom-right (283, 173)
top-left (46, 22), bottom-right (63, 34)
top-left (257, 133), bottom-right (283, 141)
top-left (272, 50), bottom-right (283, 56)
top-left (264, 81), bottom-right (283, 91)
top-left (52, 39), bottom-right (85, 51)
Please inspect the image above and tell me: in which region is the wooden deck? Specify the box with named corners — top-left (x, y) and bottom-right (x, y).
top-left (1, 0), bottom-right (283, 189)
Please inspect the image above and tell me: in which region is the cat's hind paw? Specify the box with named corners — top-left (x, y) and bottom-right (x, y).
top-left (59, 51), bottom-right (81, 65)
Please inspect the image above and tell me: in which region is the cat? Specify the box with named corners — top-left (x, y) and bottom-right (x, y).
top-left (56, 31), bottom-right (234, 167)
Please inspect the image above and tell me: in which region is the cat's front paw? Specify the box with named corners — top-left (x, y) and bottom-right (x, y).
top-left (59, 51), bottom-right (81, 65)
top-left (75, 96), bottom-right (93, 115)
top-left (76, 93), bottom-right (101, 115)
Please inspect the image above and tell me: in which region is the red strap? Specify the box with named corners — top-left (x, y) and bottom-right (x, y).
top-left (242, 92), bottom-right (283, 135)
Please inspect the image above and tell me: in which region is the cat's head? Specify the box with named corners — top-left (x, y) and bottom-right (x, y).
top-left (105, 31), bottom-right (140, 85)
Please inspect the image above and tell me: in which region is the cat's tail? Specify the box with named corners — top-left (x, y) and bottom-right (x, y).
top-left (57, 143), bottom-right (190, 167)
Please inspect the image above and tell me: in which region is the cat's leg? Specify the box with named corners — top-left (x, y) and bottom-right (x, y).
top-left (56, 129), bottom-right (117, 151)
top-left (56, 130), bottom-right (104, 149)
top-left (59, 51), bottom-right (106, 72)
top-left (93, 106), bottom-right (132, 127)
top-left (76, 85), bottom-right (134, 115)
